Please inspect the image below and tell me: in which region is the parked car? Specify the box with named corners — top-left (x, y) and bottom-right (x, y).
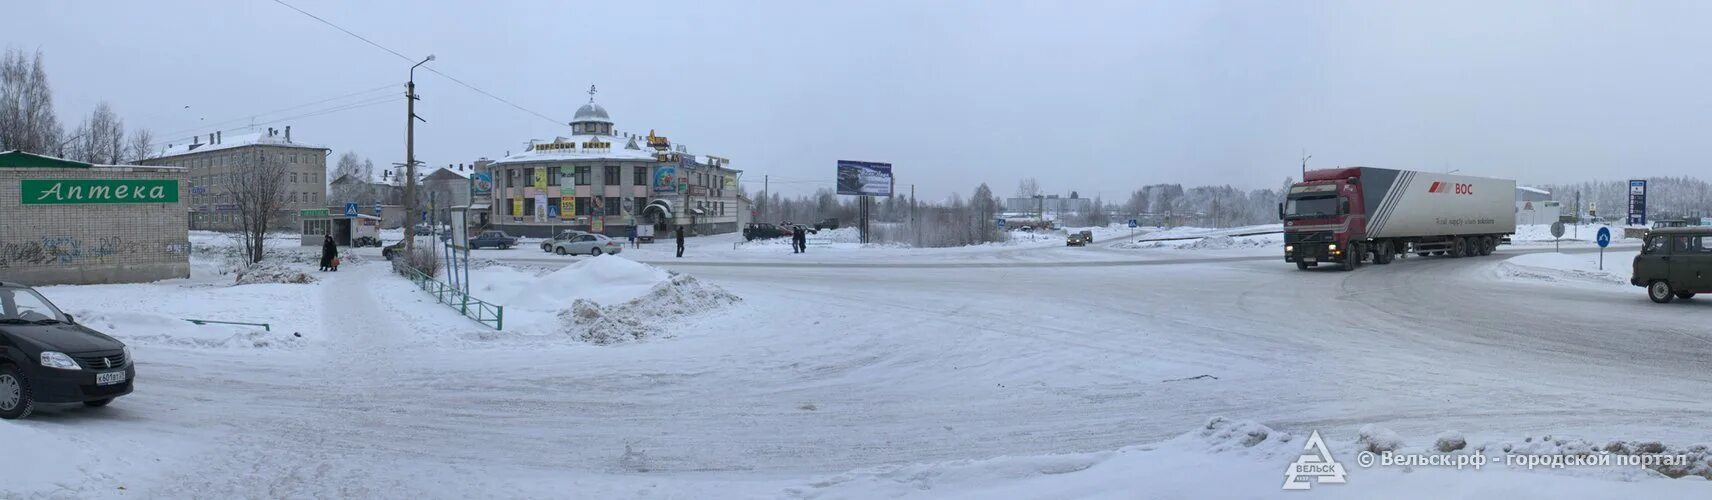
top-left (0, 282), bottom-right (133, 419)
top-left (1632, 227), bottom-right (1712, 303)
top-left (468, 230), bottom-right (518, 249)
top-left (353, 236), bottom-right (383, 247)
top-left (382, 240), bottom-right (404, 260)
top-left (1066, 233), bottom-right (1089, 246)
top-left (743, 223), bottom-right (791, 241)
top-left (541, 230), bottom-right (590, 252)
top-left (551, 233), bottom-right (624, 256)
top-left (814, 218), bottom-right (840, 231)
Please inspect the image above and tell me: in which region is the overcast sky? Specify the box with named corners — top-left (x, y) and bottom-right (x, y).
top-left (10, 0), bottom-right (1712, 199)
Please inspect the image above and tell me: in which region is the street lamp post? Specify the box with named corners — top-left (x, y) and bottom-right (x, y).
top-left (404, 54), bottom-right (434, 257)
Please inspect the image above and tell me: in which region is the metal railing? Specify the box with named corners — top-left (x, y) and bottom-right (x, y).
top-left (183, 319), bottom-right (270, 331)
top-left (395, 264), bottom-right (504, 330)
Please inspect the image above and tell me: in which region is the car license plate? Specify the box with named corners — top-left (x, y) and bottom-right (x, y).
top-left (1304, 257), bottom-right (1316, 263)
top-left (96, 371), bottom-right (127, 386)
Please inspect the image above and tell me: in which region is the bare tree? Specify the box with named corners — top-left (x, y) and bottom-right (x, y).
top-left (71, 101), bottom-right (123, 164)
top-left (230, 150), bottom-right (290, 263)
top-left (1016, 178), bottom-right (1041, 199)
top-left (125, 128), bottom-right (155, 163)
top-left (0, 48), bottom-right (63, 154)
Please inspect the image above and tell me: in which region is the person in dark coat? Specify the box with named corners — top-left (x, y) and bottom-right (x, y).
top-left (790, 227), bottom-right (801, 254)
top-left (798, 227), bottom-right (808, 254)
top-left (675, 227), bottom-right (686, 258)
top-left (319, 235), bottom-right (337, 271)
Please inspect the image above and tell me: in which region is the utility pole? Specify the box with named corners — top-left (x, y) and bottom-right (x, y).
top-left (404, 54), bottom-right (435, 257)
top-left (762, 174), bottom-right (768, 221)
top-left (1301, 151), bottom-right (1311, 178)
top-left (911, 183), bottom-right (918, 247)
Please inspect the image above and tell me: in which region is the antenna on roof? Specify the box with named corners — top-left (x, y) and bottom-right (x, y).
top-left (588, 84), bottom-right (597, 103)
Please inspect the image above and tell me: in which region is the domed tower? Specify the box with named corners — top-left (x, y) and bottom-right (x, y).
top-left (570, 85), bottom-right (614, 136)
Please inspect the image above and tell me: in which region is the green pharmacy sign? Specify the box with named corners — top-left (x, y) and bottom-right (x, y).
top-left (21, 179), bottom-right (180, 204)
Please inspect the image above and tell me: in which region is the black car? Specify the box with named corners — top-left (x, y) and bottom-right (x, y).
top-left (0, 282), bottom-right (133, 419)
top-left (814, 218), bottom-right (840, 231)
top-left (743, 223), bottom-right (791, 241)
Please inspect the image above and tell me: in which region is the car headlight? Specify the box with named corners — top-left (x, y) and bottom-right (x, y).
top-left (40, 351), bottom-right (80, 370)
top-left (1285, 245), bottom-right (1295, 252)
top-left (123, 345), bottom-right (132, 365)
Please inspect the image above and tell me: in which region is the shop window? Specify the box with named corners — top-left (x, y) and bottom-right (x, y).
top-left (577, 197), bottom-right (592, 216)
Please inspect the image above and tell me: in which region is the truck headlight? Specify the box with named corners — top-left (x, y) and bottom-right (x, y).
top-left (40, 351), bottom-right (81, 370)
top-left (1285, 245), bottom-right (1294, 252)
top-left (1327, 244), bottom-right (1338, 251)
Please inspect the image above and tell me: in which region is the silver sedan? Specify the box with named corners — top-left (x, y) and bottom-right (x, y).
top-left (551, 234), bottom-right (624, 256)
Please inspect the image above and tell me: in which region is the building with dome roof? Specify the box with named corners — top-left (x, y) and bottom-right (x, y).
top-left (477, 87), bottom-right (743, 238)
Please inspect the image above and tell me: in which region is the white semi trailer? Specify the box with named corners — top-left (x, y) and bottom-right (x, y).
top-left (1281, 167), bottom-right (1517, 271)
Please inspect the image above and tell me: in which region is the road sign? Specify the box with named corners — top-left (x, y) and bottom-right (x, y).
top-left (1128, 219), bottom-right (1138, 228)
top-left (374, 203), bottom-right (383, 215)
top-left (1550, 221), bottom-right (1565, 238)
top-left (343, 203), bottom-right (358, 217)
top-left (995, 218), bottom-right (1006, 229)
top-left (1596, 227), bottom-right (1611, 248)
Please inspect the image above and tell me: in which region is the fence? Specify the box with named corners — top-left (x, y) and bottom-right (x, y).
top-left (395, 264), bottom-right (504, 330)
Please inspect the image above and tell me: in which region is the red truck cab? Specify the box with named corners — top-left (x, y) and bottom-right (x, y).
top-left (1282, 169), bottom-right (1368, 270)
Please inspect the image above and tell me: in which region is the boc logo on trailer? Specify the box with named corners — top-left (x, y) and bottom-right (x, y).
top-left (1282, 431), bottom-right (1348, 490)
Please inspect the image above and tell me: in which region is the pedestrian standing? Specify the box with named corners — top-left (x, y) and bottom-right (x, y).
top-left (319, 235), bottom-right (337, 271)
top-left (791, 227), bottom-right (802, 254)
top-left (797, 227), bottom-right (808, 254)
top-left (675, 226), bottom-right (686, 258)
top-left (628, 225), bottom-right (637, 249)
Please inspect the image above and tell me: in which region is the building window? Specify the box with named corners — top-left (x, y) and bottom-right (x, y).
top-left (604, 165), bottom-right (620, 186)
top-left (605, 197), bottom-right (621, 216)
top-left (576, 197), bottom-right (592, 216)
top-left (291, 172), bottom-right (298, 183)
top-left (548, 166), bottom-right (561, 186)
top-left (507, 169), bottom-right (519, 189)
top-left (635, 196), bottom-right (647, 215)
top-left (575, 166), bottom-right (591, 185)
top-left (634, 166), bottom-right (647, 186)
top-left (523, 198), bottom-right (536, 216)
top-left (523, 167), bottom-right (534, 188)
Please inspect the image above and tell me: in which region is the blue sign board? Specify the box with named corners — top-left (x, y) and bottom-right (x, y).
top-left (1628, 179), bottom-right (1647, 226)
top-left (547, 204), bottom-right (560, 218)
top-left (343, 203), bottom-right (358, 217)
top-left (374, 203), bottom-right (383, 215)
top-left (995, 218), bottom-right (1006, 229)
top-left (1596, 227), bottom-right (1611, 248)
top-left (1128, 219), bottom-right (1138, 228)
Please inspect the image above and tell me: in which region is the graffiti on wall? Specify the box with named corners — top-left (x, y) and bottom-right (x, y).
top-left (0, 236), bottom-right (181, 268)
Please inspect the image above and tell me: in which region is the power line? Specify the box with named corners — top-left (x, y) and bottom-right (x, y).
top-left (271, 0), bottom-right (565, 126)
top-left (159, 83), bottom-right (396, 139)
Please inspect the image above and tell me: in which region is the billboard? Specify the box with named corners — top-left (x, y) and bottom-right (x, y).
top-left (470, 172), bottom-right (493, 196)
top-left (559, 197), bottom-right (575, 220)
top-left (653, 166), bottom-right (678, 195)
top-left (1628, 179), bottom-right (1647, 226)
top-left (836, 160), bottom-right (893, 196)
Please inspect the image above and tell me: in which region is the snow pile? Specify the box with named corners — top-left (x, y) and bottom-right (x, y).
top-left (232, 261), bottom-right (317, 285)
top-left (504, 255), bottom-right (671, 311)
top-left (559, 273), bottom-right (741, 344)
top-left (1115, 233), bottom-right (1282, 250)
top-left (1498, 251), bottom-right (1635, 287)
top-left (1358, 424), bottom-right (1406, 453)
top-left (1483, 434), bottom-right (1712, 480)
top-left (73, 310), bottom-right (303, 349)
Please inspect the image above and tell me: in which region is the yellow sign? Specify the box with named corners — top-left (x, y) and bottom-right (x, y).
top-left (560, 197), bottom-right (574, 220)
top-left (511, 198), bottom-right (523, 216)
top-left (581, 140), bottom-right (610, 149)
top-left (534, 142), bottom-right (575, 151)
top-left (532, 169), bottom-right (546, 189)
top-left (591, 218), bottom-right (605, 233)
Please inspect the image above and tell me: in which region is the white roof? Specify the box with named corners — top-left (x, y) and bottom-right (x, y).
top-left (1517, 186), bottom-right (1550, 195)
top-left (493, 134), bottom-right (660, 164)
top-left (156, 130), bottom-right (327, 158)
top-left (425, 166), bottom-right (472, 179)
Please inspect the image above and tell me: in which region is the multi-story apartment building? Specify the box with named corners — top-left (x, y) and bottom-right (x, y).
top-left (140, 126), bottom-right (330, 230)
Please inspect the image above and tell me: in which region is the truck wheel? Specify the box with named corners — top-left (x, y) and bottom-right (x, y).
top-left (1297, 261), bottom-right (1311, 270)
top-left (1649, 281), bottom-right (1676, 303)
top-left (1478, 237), bottom-right (1494, 256)
top-left (1676, 291), bottom-right (1696, 300)
top-left (1375, 241), bottom-right (1394, 265)
top-left (0, 364), bottom-right (34, 420)
top-left (1449, 238), bottom-right (1466, 258)
top-left (1341, 249), bottom-right (1358, 271)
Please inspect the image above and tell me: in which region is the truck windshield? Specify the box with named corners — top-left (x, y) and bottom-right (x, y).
top-left (0, 287), bottom-right (67, 324)
top-left (1285, 196), bottom-right (1341, 219)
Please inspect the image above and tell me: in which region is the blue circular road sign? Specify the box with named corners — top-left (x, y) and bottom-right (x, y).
top-left (1596, 227), bottom-right (1611, 248)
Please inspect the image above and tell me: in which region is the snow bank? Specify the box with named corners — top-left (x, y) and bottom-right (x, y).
top-left (73, 310), bottom-right (303, 349)
top-left (559, 273), bottom-right (742, 344)
top-left (1498, 251), bottom-right (1635, 287)
top-left (232, 261), bottom-right (317, 285)
top-left (463, 256), bottom-right (741, 342)
top-left (1116, 233), bottom-right (1283, 250)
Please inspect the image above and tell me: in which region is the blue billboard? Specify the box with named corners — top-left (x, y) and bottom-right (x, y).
top-left (836, 160), bottom-right (893, 196)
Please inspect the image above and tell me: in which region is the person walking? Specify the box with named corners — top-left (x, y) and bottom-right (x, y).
top-left (791, 227), bottom-right (802, 254)
top-left (627, 225), bottom-right (637, 249)
top-left (799, 227), bottom-right (808, 254)
top-left (675, 226), bottom-right (686, 258)
top-left (318, 235), bottom-right (337, 272)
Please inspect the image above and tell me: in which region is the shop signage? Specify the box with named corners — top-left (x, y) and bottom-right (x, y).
top-left (21, 179), bottom-right (179, 204)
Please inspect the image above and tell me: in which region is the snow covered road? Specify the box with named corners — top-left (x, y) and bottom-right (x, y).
top-left (5, 238), bottom-right (1708, 498)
